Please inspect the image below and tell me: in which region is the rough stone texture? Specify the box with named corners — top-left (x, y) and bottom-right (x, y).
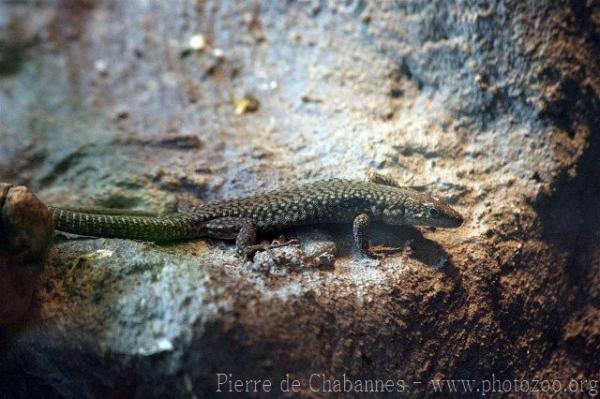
top-left (1, 0), bottom-right (599, 397)
top-left (0, 184), bottom-right (52, 325)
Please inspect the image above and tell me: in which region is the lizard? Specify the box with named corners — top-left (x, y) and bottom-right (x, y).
top-left (48, 173), bottom-right (464, 259)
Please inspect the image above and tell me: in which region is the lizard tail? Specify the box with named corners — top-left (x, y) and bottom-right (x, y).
top-left (48, 206), bottom-right (205, 243)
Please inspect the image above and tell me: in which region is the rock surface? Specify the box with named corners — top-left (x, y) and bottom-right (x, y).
top-left (1, 0), bottom-right (599, 397)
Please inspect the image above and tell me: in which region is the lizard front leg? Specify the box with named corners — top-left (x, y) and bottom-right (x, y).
top-left (352, 213), bottom-right (404, 259)
top-left (353, 213), bottom-right (380, 258)
top-left (205, 217), bottom-right (298, 259)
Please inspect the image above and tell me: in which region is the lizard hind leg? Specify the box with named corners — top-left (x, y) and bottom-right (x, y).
top-left (367, 171), bottom-right (435, 191)
top-left (205, 217), bottom-right (299, 259)
top-left (367, 171), bottom-right (401, 187)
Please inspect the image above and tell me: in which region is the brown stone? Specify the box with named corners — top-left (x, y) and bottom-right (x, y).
top-left (0, 184), bottom-right (53, 325)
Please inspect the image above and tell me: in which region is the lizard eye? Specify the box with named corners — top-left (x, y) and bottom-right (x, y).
top-left (428, 207), bottom-right (439, 217)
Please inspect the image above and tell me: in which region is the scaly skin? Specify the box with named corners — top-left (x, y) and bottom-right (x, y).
top-left (49, 177), bottom-right (464, 258)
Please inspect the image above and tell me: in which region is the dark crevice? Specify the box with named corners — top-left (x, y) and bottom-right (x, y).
top-left (539, 74), bottom-right (589, 139)
top-left (115, 135), bottom-right (204, 150)
top-left (535, 81), bottom-right (600, 249)
top-left (532, 56), bottom-right (600, 374)
top-left (0, 40), bottom-right (32, 77)
top-left (393, 59), bottom-right (424, 91)
top-left (39, 150), bottom-right (87, 187)
top-left (570, 0), bottom-right (600, 57)
top-left (0, 184), bottom-right (12, 244)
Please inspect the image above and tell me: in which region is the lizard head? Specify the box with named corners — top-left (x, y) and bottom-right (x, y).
top-left (382, 191), bottom-right (464, 228)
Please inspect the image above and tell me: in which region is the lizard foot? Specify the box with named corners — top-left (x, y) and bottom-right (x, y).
top-left (363, 245), bottom-right (405, 259)
top-left (238, 239), bottom-right (300, 259)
